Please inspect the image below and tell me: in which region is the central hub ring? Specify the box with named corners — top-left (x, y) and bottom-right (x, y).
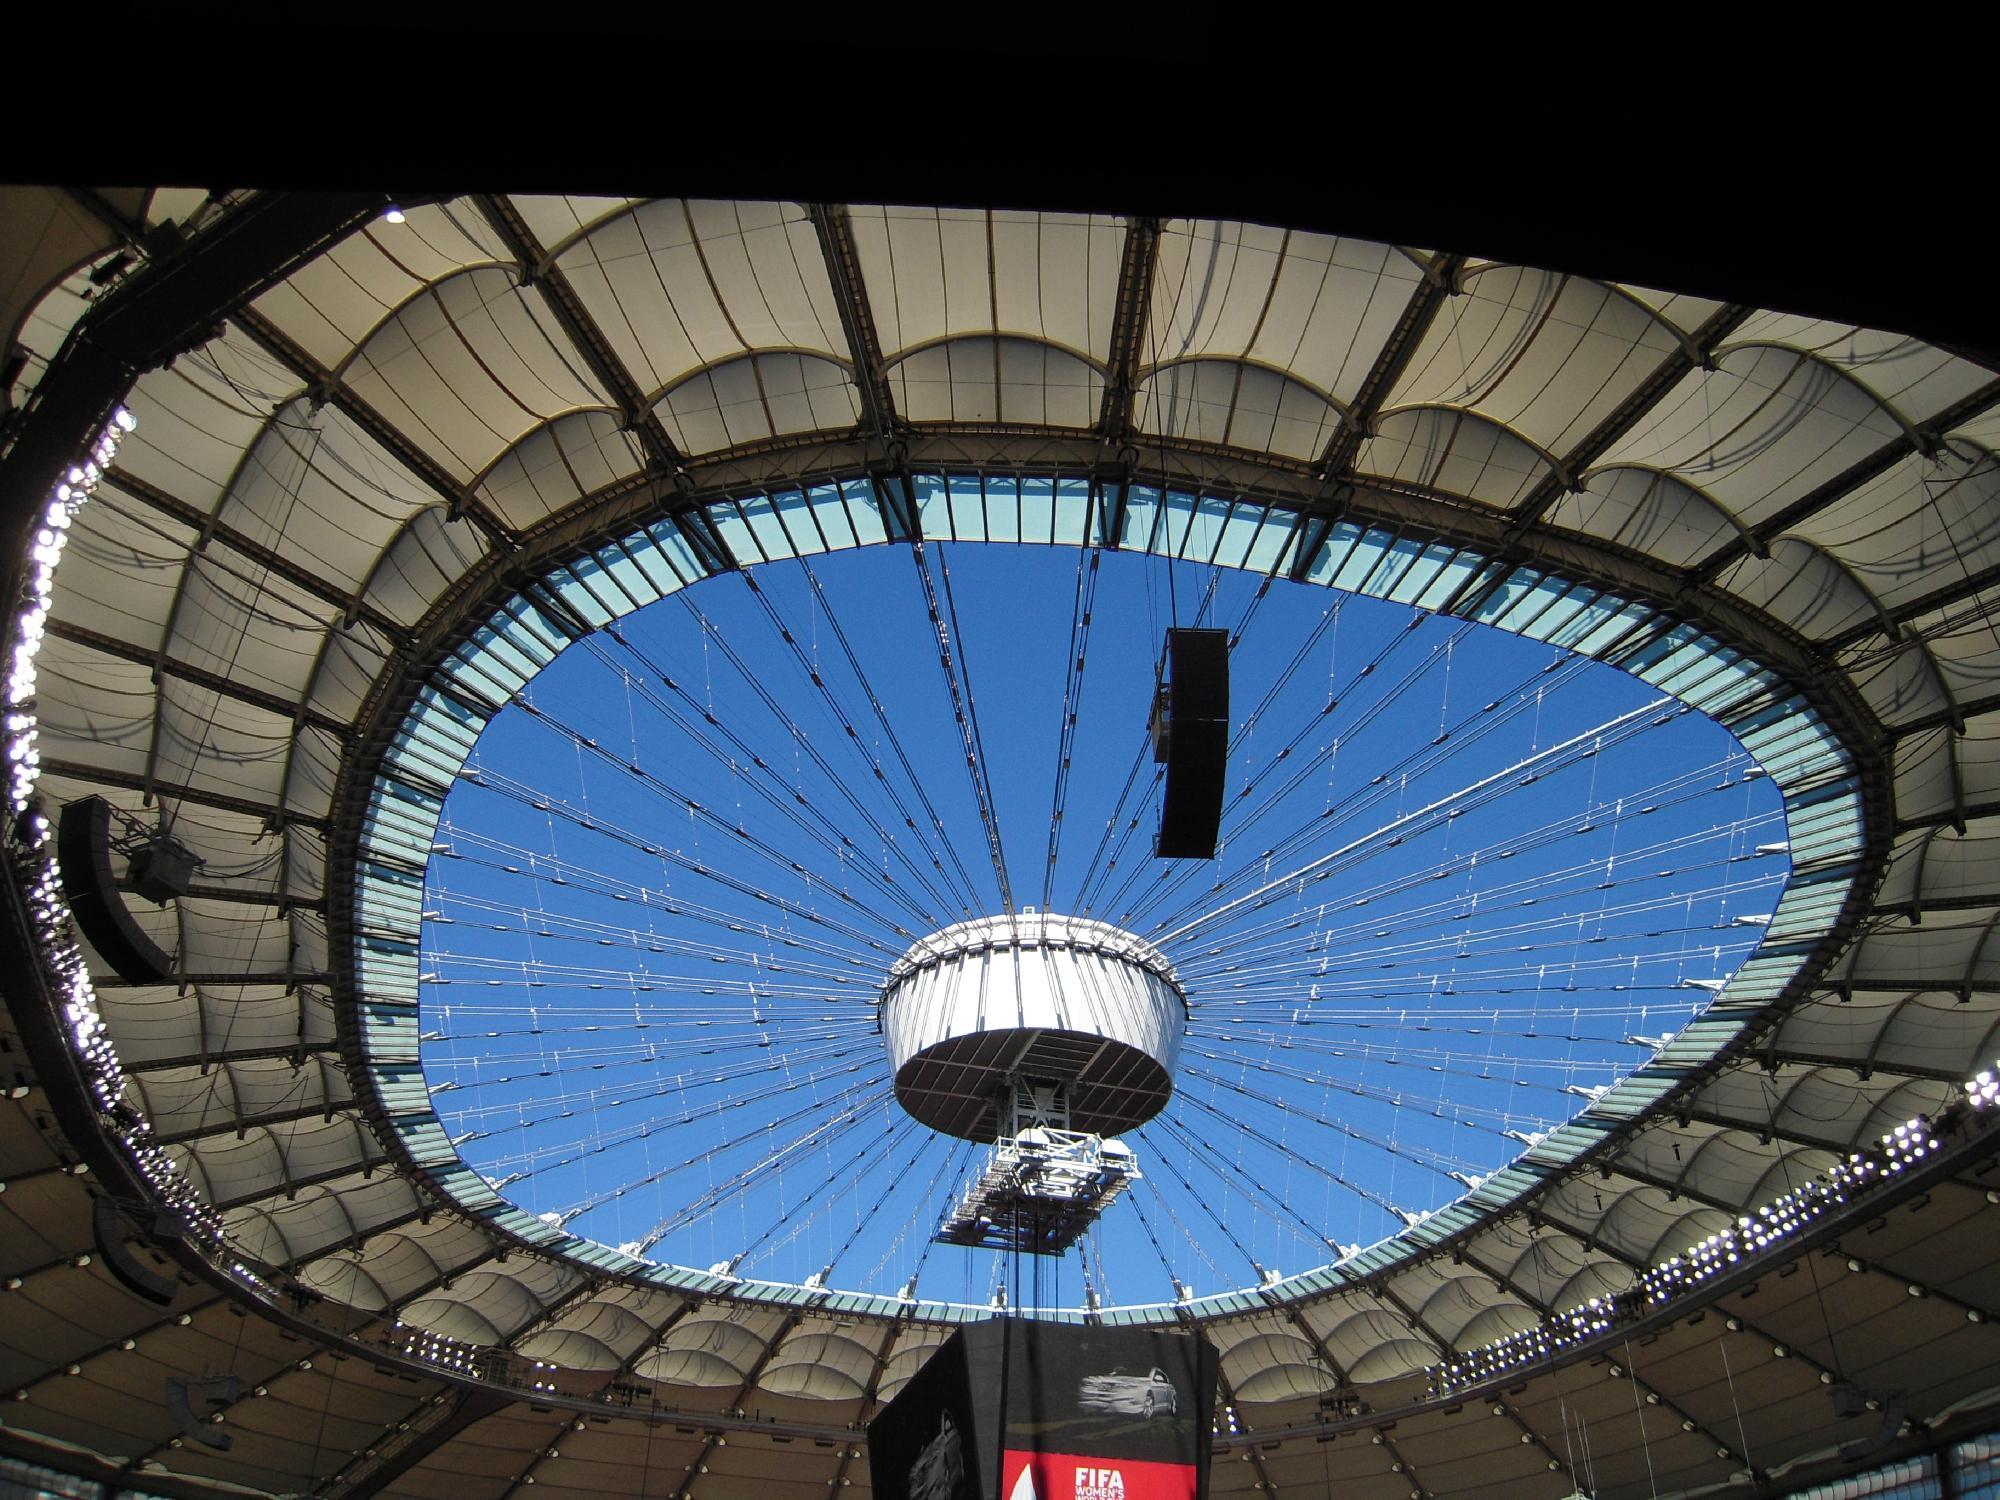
top-left (878, 911), bottom-right (1187, 1142)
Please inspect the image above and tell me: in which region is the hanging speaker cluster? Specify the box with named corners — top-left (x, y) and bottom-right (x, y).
top-left (91, 1193), bottom-right (185, 1305)
top-left (1151, 628), bottom-right (1228, 860)
top-left (166, 1375), bottom-right (240, 1452)
top-left (56, 795), bottom-right (185, 984)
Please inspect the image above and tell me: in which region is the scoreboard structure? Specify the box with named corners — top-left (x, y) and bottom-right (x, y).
top-left (868, 1322), bottom-right (1218, 1500)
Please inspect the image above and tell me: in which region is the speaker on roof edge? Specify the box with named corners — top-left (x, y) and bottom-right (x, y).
top-left (58, 795), bottom-right (174, 985)
top-left (166, 1375), bottom-right (239, 1452)
top-left (91, 1193), bottom-right (180, 1306)
top-left (1153, 629), bottom-right (1227, 861)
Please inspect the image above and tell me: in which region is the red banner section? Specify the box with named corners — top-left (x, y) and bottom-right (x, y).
top-left (1002, 1451), bottom-right (1200, 1500)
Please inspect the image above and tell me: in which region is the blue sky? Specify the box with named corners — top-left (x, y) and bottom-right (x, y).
top-left (417, 541), bottom-right (1788, 1311)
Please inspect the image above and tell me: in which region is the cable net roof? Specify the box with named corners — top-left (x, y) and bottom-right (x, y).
top-left (6, 190), bottom-right (2000, 1500)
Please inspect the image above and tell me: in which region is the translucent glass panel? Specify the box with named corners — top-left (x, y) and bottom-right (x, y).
top-left (1784, 1454), bottom-right (1938, 1500)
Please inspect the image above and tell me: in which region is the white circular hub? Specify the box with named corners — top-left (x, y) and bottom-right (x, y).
top-left (879, 911), bottom-right (1187, 1141)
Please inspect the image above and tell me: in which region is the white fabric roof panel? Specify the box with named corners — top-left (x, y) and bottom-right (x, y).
top-left (1776, 988), bottom-right (2000, 1078)
top-left (125, 1053), bottom-right (348, 1143)
top-left (150, 687), bottom-right (296, 805)
top-left (1832, 914), bottom-right (2000, 993)
top-left (172, 899), bottom-right (300, 972)
top-left (1602, 284), bottom-right (1728, 338)
top-left (162, 555), bottom-right (342, 703)
top-left (888, 337), bottom-right (1101, 428)
top-left (847, 206), bottom-right (1123, 366)
top-left (1836, 638), bottom-right (1956, 730)
top-left (214, 400), bottom-right (453, 597)
top-left (504, 194), bottom-right (644, 258)
top-left (1216, 1325), bottom-right (1334, 1403)
top-left (247, 1176), bottom-right (420, 1271)
top-left (1548, 464), bottom-right (1745, 570)
top-left (1309, 1301), bottom-right (1435, 1379)
top-left (301, 624), bottom-right (398, 729)
top-left (1957, 717), bottom-right (2000, 805)
top-left (659, 350), bottom-right (861, 453)
top-left (31, 638), bottom-right (159, 775)
top-left (330, 1221), bottom-right (494, 1306)
top-left (169, 1113), bottom-right (373, 1208)
top-left (1598, 345), bottom-right (1906, 532)
top-left (284, 724), bottom-right (346, 822)
top-left (1877, 820), bottom-right (2000, 911)
top-left (340, 266), bottom-right (611, 485)
top-left (48, 486), bottom-right (199, 655)
top-left (357, 507), bottom-right (491, 628)
top-left (83, 982), bottom-right (319, 1068)
top-left (1697, 1065), bottom-right (1954, 1153)
top-left (142, 804), bottom-right (296, 887)
top-left (1481, 1225), bottom-right (1620, 1307)
top-left (1903, 613), bottom-right (2000, 705)
top-left (1386, 269), bottom-right (1686, 456)
top-left (141, 187), bottom-right (209, 229)
top-left (247, 200), bottom-right (513, 371)
top-left (636, 1312), bottom-right (780, 1386)
top-left (475, 408), bottom-right (648, 533)
top-left (1147, 223), bottom-right (1424, 407)
top-left (112, 330), bottom-right (301, 512)
top-left (401, 1266), bottom-right (575, 1347)
top-left (233, 1192), bottom-right (370, 1274)
top-left (1358, 406), bottom-right (1551, 508)
top-left (1396, 1266), bottom-right (1519, 1346)
top-left (516, 1296), bottom-right (672, 1370)
top-left (1562, 1181), bottom-right (1721, 1266)
top-left (13, 269), bottom-right (97, 405)
top-left (1133, 358), bottom-right (1338, 458)
top-left (551, 199), bottom-right (845, 400)
top-left (760, 1328), bottom-right (883, 1400)
top-left (1608, 1120), bottom-right (1752, 1216)
top-left (1725, 310), bottom-right (1994, 424)
top-left (1954, 407), bottom-right (2000, 459)
top-left (1783, 446), bottom-right (2000, 618)
top-left (0, 186), bottom-right (121, 377)
top-left (1890, 724), bottom-right (1965, 826)
top-left (874, 1328), bottom-right (953, 1403)
top-left (1714, 538), bottom-right (1883, 641)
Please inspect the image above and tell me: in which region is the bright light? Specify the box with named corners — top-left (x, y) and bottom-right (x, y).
top-left (1430, 1058), bottom-right (1997, 1398)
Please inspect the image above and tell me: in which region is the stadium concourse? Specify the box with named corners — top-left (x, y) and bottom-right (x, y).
top-left (2, 185), bottom-right (2000, 1500)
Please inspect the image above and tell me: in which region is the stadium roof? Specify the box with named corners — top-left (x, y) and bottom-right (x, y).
top-left (2, 184), bottom-right (1998, 1500)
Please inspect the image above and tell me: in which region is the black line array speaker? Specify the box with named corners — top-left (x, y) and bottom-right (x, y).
top-left (166, 1375), bottom-right (240, 1452)
top-left (58, 795), bottom-right (173, 984)
top-left (92, 1193), bottom-right (181, 1306)
top-left (1153, 629), bottom-right (1228, 860)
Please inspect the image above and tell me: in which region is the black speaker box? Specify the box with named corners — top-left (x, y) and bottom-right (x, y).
top-left (92, 1194), bottom-right (181, 1305)
top-left (58, 796), bottom-right (173, 984)
top-left (166, 1375), bottom-right (239, 1451)
top-left (1154, 630), bottom-right (1228, 860)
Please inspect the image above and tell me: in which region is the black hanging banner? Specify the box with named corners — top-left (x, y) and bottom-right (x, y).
top-left (869, 1321), bottom-right (1216, 1500)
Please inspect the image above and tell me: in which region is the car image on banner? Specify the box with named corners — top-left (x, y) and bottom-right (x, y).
top-left (1077, 1369), bottom-right (1178, 1420)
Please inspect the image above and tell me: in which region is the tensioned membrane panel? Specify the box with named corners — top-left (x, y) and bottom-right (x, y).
top-left (879, 911), bottom-right (1187, 1141)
